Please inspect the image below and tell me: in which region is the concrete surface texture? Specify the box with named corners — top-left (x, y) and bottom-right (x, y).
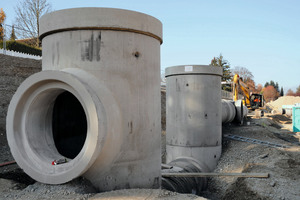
top-left (6, 7), bottom-right (163, 191)
top-left (165, 65), bottom-right (223, 171)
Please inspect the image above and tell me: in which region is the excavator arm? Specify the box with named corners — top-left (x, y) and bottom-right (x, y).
top-left (233, 74), bottom-right (251, 107)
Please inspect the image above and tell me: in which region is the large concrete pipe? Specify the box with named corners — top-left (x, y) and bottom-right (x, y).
top-left (6, 8), bottom-right (162, 191)
top-left (222, 99), bottom-right (248, 124)
top-left (222, 100), bottom-right (236, 124)
top-left (165, 65), bottom-right (222, 171)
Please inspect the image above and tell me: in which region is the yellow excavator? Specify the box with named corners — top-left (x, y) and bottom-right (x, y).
top-left (233, 74), bottom-right (264, 110)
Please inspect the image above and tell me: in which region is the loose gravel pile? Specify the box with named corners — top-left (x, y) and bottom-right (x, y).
top-left (268, 96), bottom-right (300, 110)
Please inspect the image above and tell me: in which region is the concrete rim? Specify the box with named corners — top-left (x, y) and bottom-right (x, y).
top-left (39, 7), bottom-right (163, 44)
top-left (165, 65), bottom-right (223, 77)
top-left (234, 100), bottom-right (244, 124)
top-left (6, 70), bottom-right (115, 184)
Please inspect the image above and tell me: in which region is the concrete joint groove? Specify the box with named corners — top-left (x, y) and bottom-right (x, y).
top-left (39, 27), bottom-right (163, 44)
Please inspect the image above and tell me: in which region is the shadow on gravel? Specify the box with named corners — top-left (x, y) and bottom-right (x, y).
top-left (270, 115), bottom-right (292, 125)
top-left (223, 177), bottom-right (270, 200)
top-left (223, 164), bottom-right (271, 200)
top-left (0, 168), bottom-right (35, 187)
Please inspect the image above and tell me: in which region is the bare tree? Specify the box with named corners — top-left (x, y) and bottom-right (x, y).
top-left (286, 89), bottom-right (295, 96)
top-left (14, 0), bottom-right (52, 46)
top-left (232, 66), bottom-right (254, 83)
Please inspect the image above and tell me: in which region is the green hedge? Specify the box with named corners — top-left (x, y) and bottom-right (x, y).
top-left (0, 40), bottom-right (42, 56)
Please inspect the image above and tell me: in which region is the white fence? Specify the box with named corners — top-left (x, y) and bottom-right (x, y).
top-left (0, 48), bottom-right (42, 60)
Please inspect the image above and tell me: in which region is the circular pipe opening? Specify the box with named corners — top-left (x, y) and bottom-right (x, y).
top-left (52, 91), bottom-right (87, 159)
top-left (24, 86), bottom-right (88, 165)
top-left (7, 70), bottom-right (120, 184)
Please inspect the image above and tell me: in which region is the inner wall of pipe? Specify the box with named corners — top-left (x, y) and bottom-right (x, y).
top-left (52, 91), bottom-right (87, 159)
top-left (25, 88), bottom-right (67, 162)
top-left (25, 88), bottom-right (87, 163)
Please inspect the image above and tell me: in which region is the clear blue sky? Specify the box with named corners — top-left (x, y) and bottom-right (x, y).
top-left (2, 0), bottom-right (300, 92)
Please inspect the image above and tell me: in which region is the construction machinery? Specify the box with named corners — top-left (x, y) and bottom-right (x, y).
top-left (233, 74), bottom-right (264, 110)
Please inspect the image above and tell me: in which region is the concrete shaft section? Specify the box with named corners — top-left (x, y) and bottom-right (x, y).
top-left (165, 65), bottom-right (222, 171)
top-left (7, 8), bottom-right (162, 191)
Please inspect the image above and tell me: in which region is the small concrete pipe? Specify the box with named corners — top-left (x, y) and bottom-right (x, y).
top-left (6, 8), bottom-right (162, 191)
top-left (165, 65), bottom-right (222, 171)
top-left (285, 109), bottom-right (292, 116)
top-left (282, 108), bottom-right (293, 116)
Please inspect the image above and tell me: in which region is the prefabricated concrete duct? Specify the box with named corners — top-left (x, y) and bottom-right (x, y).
top-left (6, 8), bottom-right (162, 191)
top-left (165, 65), bottom-right (222, 171)
top-left (222, 99), bottom-right (248, 124)
top-left (276, 108), bottom-right (292, 116)
top-left (222, 100), bottom-right (236, 124)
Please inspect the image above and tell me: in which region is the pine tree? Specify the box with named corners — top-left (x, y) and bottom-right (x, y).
top-left (264, 82), bottom-right (269, 88)
top-left (210, 54), bottom-right (231, 82)
top-left (280, 87), bottom-right (284, 96)
top-left (275, 82), bottom-right (279, 92)
top-left (10, 25), bottom-right (17, 40)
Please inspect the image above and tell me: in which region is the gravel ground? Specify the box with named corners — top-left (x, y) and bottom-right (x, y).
top-left (0, 177), bottom-right (96, 200)
top-left (1, 114), bottom-right (299, 199)
top-left (1, 54), bottom-right (299, 199)
top-left (202, 114), bottom-right (300, 200)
